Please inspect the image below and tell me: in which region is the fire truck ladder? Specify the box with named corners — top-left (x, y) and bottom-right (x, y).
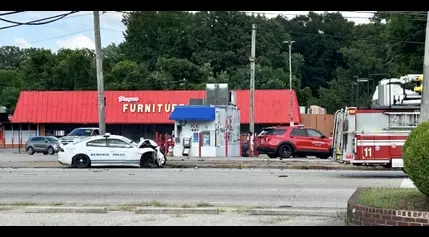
top-left (384, 112), bottom-right (420, 129)
top-left (332, 109), bottom-right (346, 161)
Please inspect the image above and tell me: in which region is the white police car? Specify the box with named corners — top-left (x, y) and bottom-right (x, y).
top-left (57, 133), bottom-right (166, 168)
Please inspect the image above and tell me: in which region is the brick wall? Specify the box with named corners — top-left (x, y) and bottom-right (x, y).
top-left (347, 188), bottom-right (429, 226)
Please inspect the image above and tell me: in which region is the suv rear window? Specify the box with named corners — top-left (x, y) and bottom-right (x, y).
top-left (260, 128), bottom-right (286, 136)
top-left (291, 128), bottom-right (308, 136)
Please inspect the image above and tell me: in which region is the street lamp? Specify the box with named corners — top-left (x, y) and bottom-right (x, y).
top-left (283, 40), bottom-right (295, 126)
top-left (353, 76), bottom-right (373, 107)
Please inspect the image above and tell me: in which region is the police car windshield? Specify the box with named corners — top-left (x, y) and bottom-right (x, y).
top-left (122, 137), bottom-right (138, 147)
top-left (46, 137), bottom-right (59, 142)
top-left (68, 128), bottom-right (93, 136)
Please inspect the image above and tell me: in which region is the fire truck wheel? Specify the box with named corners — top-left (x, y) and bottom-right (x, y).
top-left (278, 144), bottom-right (293, 159)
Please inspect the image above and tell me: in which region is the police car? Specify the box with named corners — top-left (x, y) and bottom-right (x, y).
top-left (57, 133), bottom-right (166, 168)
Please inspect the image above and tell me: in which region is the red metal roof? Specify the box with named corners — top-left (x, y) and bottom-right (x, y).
top-left (11, 90), bottom-right (301, 124)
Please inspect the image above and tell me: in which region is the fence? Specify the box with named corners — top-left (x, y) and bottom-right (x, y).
top-left (300, 114), bottom-right (334, 137)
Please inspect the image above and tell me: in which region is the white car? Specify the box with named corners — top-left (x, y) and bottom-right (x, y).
top-left (57, 133), bottom-right (166, 168)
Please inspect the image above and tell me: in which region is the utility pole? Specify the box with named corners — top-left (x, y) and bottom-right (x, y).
top-left (283, 40), bottom-right (295, 126)
top-left (93, 11), bottom-right (106, 134)
top-left (420, 11), bottom-right (429, 122)
top-left (249, 24), bottom-right (256, 135)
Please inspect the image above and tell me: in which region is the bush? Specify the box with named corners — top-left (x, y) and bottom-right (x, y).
top-left (403, 121), bottom-right (429, 196)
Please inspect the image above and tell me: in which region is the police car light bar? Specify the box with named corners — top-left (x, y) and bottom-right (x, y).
top-left (103, 133), bottom-right (111, 137)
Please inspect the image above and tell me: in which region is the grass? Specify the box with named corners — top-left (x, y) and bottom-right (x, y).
top-left (51, 202), bottom-right (65, 206)
top-left (260, 216), bottom-right (290, 224)
top-left (234, 207), bottom-right (253, 214)
top-left (196, 202), bottom-right (214, 207)
top-left (0, 207), bottom-right (14, 211)
top-left (119, 201), bottom-right (167, 207)
top-left (358, 188), bottom-right (429, 211)
top-left (2, 202), bottom-right (39, 206)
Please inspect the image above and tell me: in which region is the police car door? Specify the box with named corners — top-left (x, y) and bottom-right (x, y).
top-left (107, 138), bottom-right (132, 164)
top-left (86, 138), bottom-right (110, 164)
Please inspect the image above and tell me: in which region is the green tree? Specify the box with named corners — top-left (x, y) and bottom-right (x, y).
top-left (53, 49), bottom-right (96, 90)
top-left (0, 87), bottom-right (20, 111)
top-left (0, 46), bottom-right (25, 69)
top-left (19, 48), bottom-right (57, 90)
top-left (403, 121), bottom-right (429, 196)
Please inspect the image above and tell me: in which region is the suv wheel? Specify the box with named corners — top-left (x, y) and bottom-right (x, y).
top-left (278, 144), bottom-right (293, 159)
top-left (27, 147), bottom-right (35, 155)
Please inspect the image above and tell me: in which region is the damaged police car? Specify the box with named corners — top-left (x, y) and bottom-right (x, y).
top-left (57, 133), bottom-right (166, 168)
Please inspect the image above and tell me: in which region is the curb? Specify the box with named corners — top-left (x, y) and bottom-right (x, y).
top-left (24, 206), bottom-right (107, 214)
top-left (135, 207), bottom-right (220, 215)
top-left (250, 208), bottom-right (347, 218)
top-left (0, 162), bottom-right (393, 171)
top-left (167, 163), bottom-right (388, 171)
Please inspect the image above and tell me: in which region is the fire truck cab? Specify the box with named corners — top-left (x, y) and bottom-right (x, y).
top-left (332, 74), bottom-right (422, 169)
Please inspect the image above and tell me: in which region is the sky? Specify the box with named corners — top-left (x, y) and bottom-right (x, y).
top-left (0, 11), bottom-right (375, 52)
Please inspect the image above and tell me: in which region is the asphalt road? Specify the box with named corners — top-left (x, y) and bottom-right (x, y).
top-left (0, 168), bottom-right (407, 208)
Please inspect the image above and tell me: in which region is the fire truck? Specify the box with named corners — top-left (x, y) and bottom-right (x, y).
top-left (331, 74), bottom-right (423, 170)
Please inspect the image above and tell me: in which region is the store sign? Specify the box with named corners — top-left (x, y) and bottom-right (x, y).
top-left (118, 96), bottom-right (139, 103)
top-left (118, 96), bottom-right (184, 113)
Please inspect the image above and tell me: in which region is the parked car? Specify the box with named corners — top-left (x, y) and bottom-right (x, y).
top-left (256, 126), bottom-right (332, 159)
top-left (59, 127), bottom-right (100, 145)
top-left (25, 136), bottom-right (60, 155)
top-left (241, 128), bottom-right (276, 156)
top-left (57, 133), bottom-right (166, 168)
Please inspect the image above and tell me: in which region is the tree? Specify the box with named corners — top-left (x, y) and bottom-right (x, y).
top-left (19, 48), bottom-right (57, 90)
top-left (105, 60), bottom-right (147, 90)
top-left (403, 121), bottom-right (429, 196)
top-left (0, 46), bottom-right (25, 69)
top-left (0, 87), bottom-right (20, 111)
top-left (53, 49), bottom-right (96, 90)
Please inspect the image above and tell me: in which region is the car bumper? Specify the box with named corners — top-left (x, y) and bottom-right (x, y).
top-left (256, 146), bottom-right (276, 154)
top-left (57, 153), bottom-right (72, 165)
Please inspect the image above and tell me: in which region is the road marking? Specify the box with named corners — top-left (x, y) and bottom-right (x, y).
top-left (400, 178), bottom-right (416, 188)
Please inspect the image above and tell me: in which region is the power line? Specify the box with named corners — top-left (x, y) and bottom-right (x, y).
top-left (0, 11), bottom-right (25, 17)
top-left (11, 26), bottom-right (121, 48)
top-left (0, 11), bottom-right (77, 25)
top-left (14, 29), bottom-right (94, 46)
top-left (0, 11), bottom-right (79, 30)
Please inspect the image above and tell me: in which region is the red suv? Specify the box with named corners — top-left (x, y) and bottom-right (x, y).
top-left (256, 126), bottom-right (332, 159)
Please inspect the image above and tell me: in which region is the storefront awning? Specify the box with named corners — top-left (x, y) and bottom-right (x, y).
top-left (169, 106), bottom-right (216, 121)
top-left (11, 90), bottom-right (301, 124)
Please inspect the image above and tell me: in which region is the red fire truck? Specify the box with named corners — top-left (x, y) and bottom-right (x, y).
top-left (331, 74), bottom-right (423, 170)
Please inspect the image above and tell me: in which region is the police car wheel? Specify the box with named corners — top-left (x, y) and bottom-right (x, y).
top-left (73, 154), bottom-right (90, 168)
top-left (140, 153), bottom-right (157, 168)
